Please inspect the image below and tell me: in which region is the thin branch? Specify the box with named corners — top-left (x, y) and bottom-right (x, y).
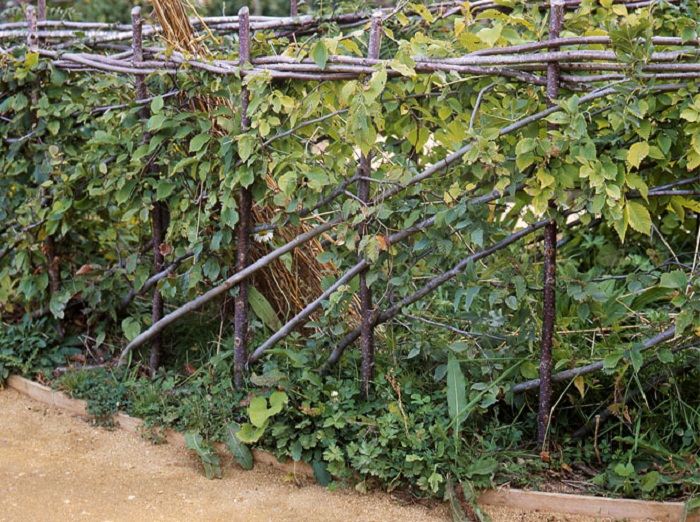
top-left (119, 251), bottom-right (194, 309)
top-left (510, 326), bottom-right (677, 393)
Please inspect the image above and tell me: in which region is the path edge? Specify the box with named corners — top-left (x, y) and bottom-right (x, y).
top-left (5, 375), bottom-right (698, 522)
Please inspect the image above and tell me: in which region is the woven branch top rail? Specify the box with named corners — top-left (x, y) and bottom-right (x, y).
top-left (1, 0), bottom-right (697, 90)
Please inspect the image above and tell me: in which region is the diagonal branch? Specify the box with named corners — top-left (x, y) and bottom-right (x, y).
top-left (321, 217), bottom-right (554, 373)
top-left (510, 326), bottom-right (677, 394)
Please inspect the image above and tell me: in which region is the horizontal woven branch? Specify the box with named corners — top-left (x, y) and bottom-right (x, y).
top-left (2, 0), bottom-right (694, 89)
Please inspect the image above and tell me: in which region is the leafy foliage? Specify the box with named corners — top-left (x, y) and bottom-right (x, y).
top-left (1, 0), bottom-right (699, 507)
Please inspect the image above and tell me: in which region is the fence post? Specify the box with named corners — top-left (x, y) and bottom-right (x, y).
top-left (26, 5), bottom-right (37, 51)
top-left (37, 0), bottom-right (46, 24)
top-left (132, 6), bottom-right (167, 375)
top-left (29, 4), bottom-right (63, 333)
top-left (233, 6), bottom-right (253, 389)
top-left (358, 12), bottom-right (383, 398)
top-left (537, 0), bottom-right (564, 452)
top-left (290, 0), bottom-right (298, 17)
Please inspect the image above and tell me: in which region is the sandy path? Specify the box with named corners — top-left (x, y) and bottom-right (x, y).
top-left (0, 388), bottom-right (616, 522)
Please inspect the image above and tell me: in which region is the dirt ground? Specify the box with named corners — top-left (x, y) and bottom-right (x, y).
top-left (1, 388), bottom-right (628, 522)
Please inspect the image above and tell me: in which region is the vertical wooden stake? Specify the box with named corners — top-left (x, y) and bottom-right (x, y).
top-left (234, 6), bottom-right (252, 389)
top-left (537, 0), bottom-right (564, 451)
top-left (28, 4), bottom-right (63, 334)
top-left (133, 7), bottom-right (166, 375)
top-left (358, 12), bottom-right (382, 399)
top-left (290, 0), bottom-right (298, 17)
top-left (37, 0), bottom-right (46, 24)
top-left (26, 5), bottom-right (37, 51)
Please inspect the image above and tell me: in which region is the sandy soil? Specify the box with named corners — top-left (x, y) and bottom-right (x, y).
top-left (0, 388), bottom-right (620, 522)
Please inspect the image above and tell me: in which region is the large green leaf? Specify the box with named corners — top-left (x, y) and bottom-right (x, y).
top-left (184, 432), bottom-right (222, 479)
top-left (312, 460), bottom-right (332, 487)
top-left (446, 354), bottom-right (467, 440)
top-left (311, 40), bottom-right (327, 69)
top-left (225, 423), bottom-right (254, 470)
top-left (248, 287), bottom-right (283, 331)
top-left (625, 200), bottom-right (651, 236)
top-left (627, 141), bottom-right (649, 169)
top-left (248, 391), bottom-right (288, 428)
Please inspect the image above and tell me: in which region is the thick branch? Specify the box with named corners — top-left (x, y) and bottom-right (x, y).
top-left (233, 7), bottom-right (252, 389)
top-left (537, 0), bottom-right (563, 450)
top-left (118, 219), bottom-right (339, 362)
top-left (250, 184), bottom-right (519, 361)
top-left (118, 87), bottom-right (623, 363)
top-left (322, 217), bottom-right (554, 372)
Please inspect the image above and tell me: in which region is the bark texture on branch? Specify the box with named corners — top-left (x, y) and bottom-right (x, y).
top-left (358, 12), bottom-right (383, 399)
top-left (233, 6), bottom-right (252, 389)
top-left (133, 6), bottom-right (167, 375)
top-left (536, 0), bottom-right (563, 451)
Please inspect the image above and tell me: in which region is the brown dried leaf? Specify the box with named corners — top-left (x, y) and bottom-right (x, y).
top-left (375, 234), bottom-right (390, 251)
top-left (76, 264), bottom-right (93, 275)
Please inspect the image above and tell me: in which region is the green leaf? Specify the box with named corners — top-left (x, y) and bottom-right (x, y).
top-left (625, 200), bottom-right (651, 236)
top-left (147, 114), bottom-right (167, 132)
top-left (155, 180), bottom-right (177, 201)
top-left (446, 354), bottom-right (467, 440)
top-left (363, 67), bottom-right (387, 104)
top-left (236, 422), bottom-right (266, 443)
top-left (627, 141), bottom-right (649, 169)
top-left (248, 391), bottom-right (288, 428)
top-left (25, 51), bottom-right (39, 67)
top-left (189, 133), bottom-right (211, 153)
top-left (613, 462), bottom-right (635, 478)
top-left (520, 361), bottom-right (538, 379)
top-left (49, 288), bottom-right (73, 319)
top-left (185, 432), bottom-right (222, 479)
top-left (150, 95), bottom-right (164, 113)
top-left (641, 471), bottom-right (660, 492)
top-left (603, 352), bottom-right (625, 370)
top-left (225, 423), bottom-right (254, 470)
top-left (47, 120), bottom-right (60, 136)
top-left (659, 270), bottom-right (687, 289)
top-left (269, 391), bottom-right (288, 413)
top-left (628, 347), bottom-right (643, 373)
top-left (238, 134), bottom-right (256, 162)
top-left (312, 460), bottom-right (332, 487)
top-left (248, 396), bottom-right (271, 428)
top-left (248, 287), bottom-right (283, 331)
top-left (311, 40), bottom-right (328, 70)
top-left (389, 51), bottom-right (416, 78)
top-left (121, 317), bottom-right (141, 342)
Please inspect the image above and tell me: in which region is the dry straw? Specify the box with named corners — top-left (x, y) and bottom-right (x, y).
top-left (149, 0), bottom-right (350, 324)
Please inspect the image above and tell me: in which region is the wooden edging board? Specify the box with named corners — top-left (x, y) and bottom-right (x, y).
top-left (4, 375), bottom-right (698, 522)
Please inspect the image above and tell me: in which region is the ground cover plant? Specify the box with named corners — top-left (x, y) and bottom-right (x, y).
top-left (1, 0), bottom-right (699, 519)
